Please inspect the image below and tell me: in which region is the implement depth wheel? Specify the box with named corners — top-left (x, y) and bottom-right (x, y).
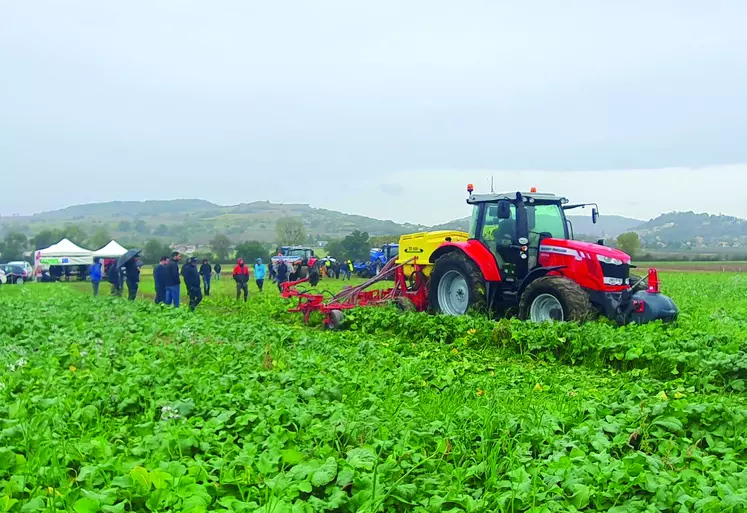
top-left (429, 252), bottom-right (485, 316)
top-left (519, 276), bottom-right (591, 323)
top-left (326, 310), bottom-right (344, 330)
top-left (393, 296), bottom-right (416, 312)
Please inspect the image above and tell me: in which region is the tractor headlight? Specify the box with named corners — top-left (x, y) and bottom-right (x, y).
top-left (597, 255), bottom-right (623, 266)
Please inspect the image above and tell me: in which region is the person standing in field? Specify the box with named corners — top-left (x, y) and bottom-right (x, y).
top-left (181, 257), bottom-right (202, 311)
top-left (164, 252), bottom-right (181, 308)
top-left (199, 259), bottom-right (212, 297)
top-left (153, 256), bottom-right (168, 304)
top-left (214, 262), bottom-right (222, 281)
top-left (254, 258), bottom-right (266, 292)
top-left (233, 258), bottom-right (250, 302)
top-left (268, 258), bottom-right (276, 282)
top-left (276, 258), bottom-right (289, 292)
top-left (107, 261), bottom-right (123, 296)
top-left (90, 257), bottom-right (102, 296)
top-left (124, 256), bottom-right (141, 301)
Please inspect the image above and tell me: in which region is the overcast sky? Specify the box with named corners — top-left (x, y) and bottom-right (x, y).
top-left (2, 0), bottom-right (746, 225)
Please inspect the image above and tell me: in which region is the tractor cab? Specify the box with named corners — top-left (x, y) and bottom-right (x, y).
top-left (274, 246), bottom-right (319, 269)
top-left (467, 189), bottom-right (581, 281)
top-left (382, 243), bottom-right (399, 261)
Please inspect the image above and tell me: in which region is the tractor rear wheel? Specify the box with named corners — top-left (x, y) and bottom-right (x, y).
top-left (519, 276), bottom-right (591, 323)
top-left (429, 252), bottom-right (485, 315)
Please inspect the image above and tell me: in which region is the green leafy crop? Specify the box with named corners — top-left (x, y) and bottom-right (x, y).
top-left (0, 272), bottom-right (746, 512)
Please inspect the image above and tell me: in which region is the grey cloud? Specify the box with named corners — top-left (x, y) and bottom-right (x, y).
top-left (1, 0), bottom-right (746, 218)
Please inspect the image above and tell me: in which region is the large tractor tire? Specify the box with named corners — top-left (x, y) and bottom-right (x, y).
top-left (429, 252), bottom-right (485, 316)
top-left (519, 276), bottom-right (591, 323)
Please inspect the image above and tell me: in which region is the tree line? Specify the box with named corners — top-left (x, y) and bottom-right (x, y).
top-left (0, 215), bottom-right (402, 265)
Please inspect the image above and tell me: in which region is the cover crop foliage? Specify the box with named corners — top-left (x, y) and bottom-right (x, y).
top-left (0, 273), bottom-right (745, 512)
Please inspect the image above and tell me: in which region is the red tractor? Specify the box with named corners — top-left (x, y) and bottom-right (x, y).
top-left (282, 186), bottom-right (678, 327)
top-left (426, 186), bottom-right (678, 324)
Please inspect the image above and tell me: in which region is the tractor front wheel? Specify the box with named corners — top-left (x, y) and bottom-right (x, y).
top-left (519, 276), bottom-right (591, 323)
top-left (429, 252), bottom-right (485, 316)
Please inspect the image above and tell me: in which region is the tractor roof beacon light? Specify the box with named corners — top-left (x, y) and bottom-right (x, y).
top-left (530, 187), bottom-right (537, 193)
top-left (467, 183), bottom-right (474, 194)
top-left (647, 268), bottom-right (661, 294)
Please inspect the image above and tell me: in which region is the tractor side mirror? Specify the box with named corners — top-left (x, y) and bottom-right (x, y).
top-left (592, 207), bottom-right (599, 224)
top-left (497, 200), bottom-right (511, 219)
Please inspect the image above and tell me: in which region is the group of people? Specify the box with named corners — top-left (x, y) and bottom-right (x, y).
top-left (320, 259), bottom-right (355, 280)
top-left (152, 252), bottom-right (203, 310)
top-left (88, 255), bottom-right (142, 300)
top-left (85, 252), bottom-right (350, 310)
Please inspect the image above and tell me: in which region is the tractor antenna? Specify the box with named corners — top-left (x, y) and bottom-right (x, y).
top-left (490, 174), bottom-right (495, 193)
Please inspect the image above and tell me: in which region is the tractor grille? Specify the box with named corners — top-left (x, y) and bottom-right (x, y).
top-left (600, 262), bottom-right (630, 282)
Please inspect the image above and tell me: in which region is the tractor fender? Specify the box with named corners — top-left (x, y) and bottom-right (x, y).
top-left (430, 241), bottom-right (502, 282)
top-left (517, 266), bottom-right (567, 298)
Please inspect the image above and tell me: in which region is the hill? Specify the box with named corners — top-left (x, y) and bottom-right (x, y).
top-left (0, 200), bottom-right (428, 245)
top-left (1, 200), bottom-right (745, 250)
top-left (636, 211), bottom-right (747, 249)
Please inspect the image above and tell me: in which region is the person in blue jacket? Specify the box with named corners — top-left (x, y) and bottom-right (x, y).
top-left (90, 257), bottom-right (102, 296)
top-left (254, 258), bottom-right (266, 292)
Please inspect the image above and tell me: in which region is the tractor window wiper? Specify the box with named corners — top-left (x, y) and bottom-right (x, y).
top-left (562, 202), bottom-right (598, 211)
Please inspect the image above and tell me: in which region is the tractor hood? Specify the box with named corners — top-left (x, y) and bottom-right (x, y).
top-left (542, 239), bottom-right (631, 264)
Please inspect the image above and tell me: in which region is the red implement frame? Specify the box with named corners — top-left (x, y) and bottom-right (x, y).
top-left (281, 257), bottom-right (428, 327)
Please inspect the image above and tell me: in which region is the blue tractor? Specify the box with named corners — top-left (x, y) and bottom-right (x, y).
top-left (355, 244), bottom-right (399, 277)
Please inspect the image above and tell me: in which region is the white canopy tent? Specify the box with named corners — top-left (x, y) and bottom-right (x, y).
top-left (93, 240), bottom-right (128, 259)
top-left (34, 238), bottom-right (93, 269)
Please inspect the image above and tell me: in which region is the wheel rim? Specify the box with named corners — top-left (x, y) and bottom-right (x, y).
top-left (529, 293), bottom-right (564, 322)
top-left (437, 270), bottom-right (470, 315)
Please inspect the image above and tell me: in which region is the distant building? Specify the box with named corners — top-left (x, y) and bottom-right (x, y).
top-left (317, 241), bottom-right (329, 247)
top-left (170, 244), bottom-right (197, 255)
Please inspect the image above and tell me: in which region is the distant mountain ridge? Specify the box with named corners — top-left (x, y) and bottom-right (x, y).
top-left (1, 199), bottom-right (745, 248)
top-left (0, 199), bottom-right (429, 244)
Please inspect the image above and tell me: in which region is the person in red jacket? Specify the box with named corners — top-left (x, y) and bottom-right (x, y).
top-left (233, 258), bottom-right (250, 302)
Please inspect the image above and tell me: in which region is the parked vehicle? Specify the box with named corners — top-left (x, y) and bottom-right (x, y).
top-left (1, 264), bottom-right (28, 284)
top-left (272, 246), bottom-right (320, 279)
top-left (8, 261), bottom-right (33, 278)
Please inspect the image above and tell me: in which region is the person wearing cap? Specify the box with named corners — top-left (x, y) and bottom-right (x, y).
top-left (254, 258), bottom-right (266, 292)
top-left (181, 256), bottom-right (202, 311)
top-left (233, 258), bottom-right (250, 302)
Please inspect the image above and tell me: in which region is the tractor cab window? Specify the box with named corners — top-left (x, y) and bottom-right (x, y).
top-left (287, 248), bottom-right (313, 259)
top-left (527, 204), bottom-right (566, 240)
top-left (482, 203), bottom-right (516, 246)
top-left (475, 202), bottom-right (519, 279)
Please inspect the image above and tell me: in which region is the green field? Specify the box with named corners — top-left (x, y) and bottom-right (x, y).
top-left (1, 272), bottom-right (746, 512)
